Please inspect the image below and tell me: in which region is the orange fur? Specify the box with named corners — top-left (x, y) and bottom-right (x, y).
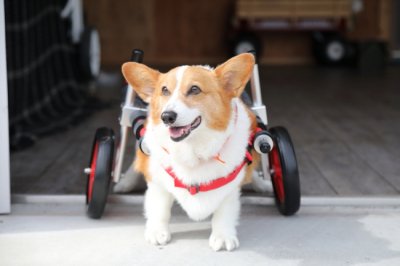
top-left (121, 62), bottom-right (160, 103)
top-left (134, 149), bottom-right (151, 182)
top-left (177, 67), bottom-right (233, 131)
top-left (243, 107), bottom-right (260, 185)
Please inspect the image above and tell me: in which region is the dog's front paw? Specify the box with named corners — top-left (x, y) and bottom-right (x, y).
top-left (209, 233), bottom-right (239, 252)
top-left (145, 227), bottom-right (171, 246)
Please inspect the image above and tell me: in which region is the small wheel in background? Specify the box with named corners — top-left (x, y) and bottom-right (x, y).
top-left (312, 32), bottom-right (348, 65)
top-left (86, 127), bottom-right (114, 219)
top-left (269, 126), bottom-right (300, 216)
top-left (325, 38), bottom-right (346, 63)
top-left (232, 33), bottom-right (261, 57)
top-left (79, 26), bottom-right (101, 81)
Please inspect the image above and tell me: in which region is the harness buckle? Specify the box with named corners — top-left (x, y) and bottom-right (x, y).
top-left (188, 185), bottom-right (200, 195)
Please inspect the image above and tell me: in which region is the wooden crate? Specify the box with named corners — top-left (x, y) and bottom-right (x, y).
top-left (236, 0), bottom-right (352, 20)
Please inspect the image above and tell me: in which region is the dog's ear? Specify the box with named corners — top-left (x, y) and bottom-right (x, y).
top-left (215, 53), bottom-right (255, 97)
top-left (122, 62), bottom-right (160, 103)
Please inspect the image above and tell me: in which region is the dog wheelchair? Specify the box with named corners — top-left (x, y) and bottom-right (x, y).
top-left (84, 49), bottom-right (300, 219)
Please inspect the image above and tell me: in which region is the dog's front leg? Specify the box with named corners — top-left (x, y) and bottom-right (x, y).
top-left (209, 189), bottom-right (241, 251)
top-left (144, 183), bottom-right (174, 245)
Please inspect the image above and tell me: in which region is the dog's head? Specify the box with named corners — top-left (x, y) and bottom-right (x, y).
top-left (122, 53), bottom-right (254, 142)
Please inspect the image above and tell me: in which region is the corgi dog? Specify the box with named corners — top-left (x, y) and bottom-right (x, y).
top-left (120, 53), bottom-right (259, 251)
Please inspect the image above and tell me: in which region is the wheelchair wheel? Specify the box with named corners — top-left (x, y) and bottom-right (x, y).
top-left (269, 127), bottom-right (300, 216)
top-left (79, 26), bottom-right (101, 81)
top-left (86, 127), bottom-right (114, 219)
top-left (232, 33), bottom-right (261, 57)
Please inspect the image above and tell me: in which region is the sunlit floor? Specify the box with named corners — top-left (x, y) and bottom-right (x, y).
top-left (1, 197), bottom-right (400, 266)
top-left (10, 66), bottom-right (400, 196)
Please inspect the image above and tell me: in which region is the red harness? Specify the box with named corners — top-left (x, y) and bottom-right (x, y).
top-left (164, 144), bottom-right (254, 195)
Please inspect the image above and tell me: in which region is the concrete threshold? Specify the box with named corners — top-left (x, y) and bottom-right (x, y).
top-left (11, 194), bottom-right (400, 208)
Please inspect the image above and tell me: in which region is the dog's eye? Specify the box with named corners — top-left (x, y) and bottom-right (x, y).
top-left (161, 86), bottom-right (170, 96)
top-left (187, 85), bottom-right (202, 96)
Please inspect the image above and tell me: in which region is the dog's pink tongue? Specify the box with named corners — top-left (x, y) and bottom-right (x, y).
top-left (169, 125), bottom-right (190, 138)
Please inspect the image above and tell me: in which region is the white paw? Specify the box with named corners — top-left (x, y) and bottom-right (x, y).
top-left (209, 233), bottom-right (239, 252)
top-left (145, 227), bottom-right (171, 246)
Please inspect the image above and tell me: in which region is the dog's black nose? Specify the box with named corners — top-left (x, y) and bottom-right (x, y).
top-left (161, 111), bottom-right (177, 125)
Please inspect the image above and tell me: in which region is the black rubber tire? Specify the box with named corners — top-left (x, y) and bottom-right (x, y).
top-left (312, 32), bottom-right (347, 65)
top-left (232, 33), bottom-right (261, 58)
top-left (86, 127), bottom-right (114, 219)
top-left (269, 126), bottom-right (300, 216)
top-left (79, 26), bottom-right (101, 81)
top-left (357, 42), bottom-right (387, 72)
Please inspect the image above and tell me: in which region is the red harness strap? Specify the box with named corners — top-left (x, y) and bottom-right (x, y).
top-left (164, 150), bottom-right (253, 195)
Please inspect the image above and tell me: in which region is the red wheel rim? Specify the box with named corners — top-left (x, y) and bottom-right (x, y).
top-left (88, 142), bottom-right (99, 202)
top-left (269, 147), bottom-right (285, 203)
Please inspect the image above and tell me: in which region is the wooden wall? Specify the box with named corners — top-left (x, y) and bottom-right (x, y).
top-left (84, 0), bottom-right (234, 67)
top-left (83, 0), bottom-right (392, 68)
top-left (347, 0), bottom-right (392, 41)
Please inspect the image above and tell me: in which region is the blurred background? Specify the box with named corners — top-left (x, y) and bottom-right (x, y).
top-left (83, 0), bottom-right (398, 67)
top-left (4, 0), bottom-right (400, 197)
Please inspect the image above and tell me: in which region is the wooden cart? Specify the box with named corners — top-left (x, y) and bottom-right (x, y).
top-left (236, 0), bottom-right (351, 26)
top-left (231, 0), bottom-right (389, 68)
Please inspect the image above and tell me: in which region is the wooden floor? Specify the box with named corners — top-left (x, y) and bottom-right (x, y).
top-left (10, 66), bottom-right (400, 196)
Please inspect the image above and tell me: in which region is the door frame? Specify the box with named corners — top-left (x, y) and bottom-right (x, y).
top-left (0, 0), bottom-right (11, 214)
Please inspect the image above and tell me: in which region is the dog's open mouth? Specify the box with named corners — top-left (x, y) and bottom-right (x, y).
top-left (169, 116), bottom-right (202, 142)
